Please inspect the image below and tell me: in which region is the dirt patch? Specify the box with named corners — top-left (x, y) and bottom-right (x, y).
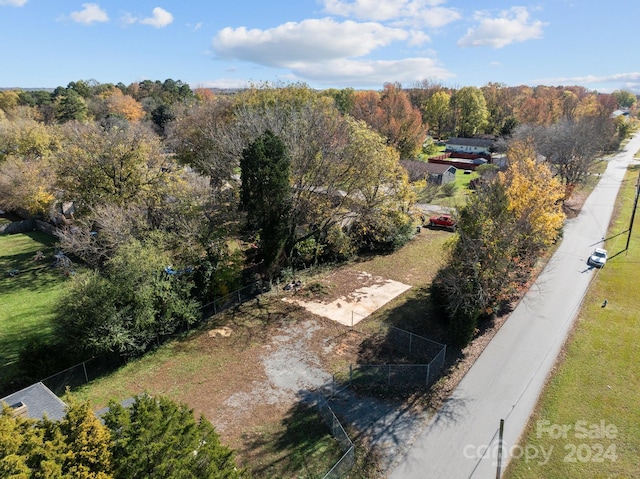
top-left (283, 271), bottom-right (411, 326)
top-left (563, 190), bottom-right (589, 219)
top-left (172, 261), bottom-right (517, 474)
top-left (208, 326), bottom-right (233, 338)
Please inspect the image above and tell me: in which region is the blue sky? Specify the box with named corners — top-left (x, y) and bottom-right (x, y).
top-left (1, 0), bottom-right (639, 93)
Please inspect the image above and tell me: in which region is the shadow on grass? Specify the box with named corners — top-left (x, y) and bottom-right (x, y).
top-left (237, 398), bottom-right (343, 479)
top-left (0, 231), bottom-right (68, 295)
top-left (368, 286), bottom-right (448, 341)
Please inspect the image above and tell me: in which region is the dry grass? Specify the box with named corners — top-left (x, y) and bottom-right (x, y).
top-left (75, 229), bottom-right (454, 477)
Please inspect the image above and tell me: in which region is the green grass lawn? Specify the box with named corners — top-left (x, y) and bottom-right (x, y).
top-left (504, 165), bottom-right (640, 478)
top-left (0, 231), bottom-right (69, 392)
top-left (430, 168), bottom-right (478, 209)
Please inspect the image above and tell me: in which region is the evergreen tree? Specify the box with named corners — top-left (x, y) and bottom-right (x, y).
top-left (57, 397), bottom-right (113, 479)
top-left (103, 395), bottom-right (246, 479)
top-left (240, 130), bottom-right (292, 274)
top-left (0, 401), bottom-right (114, 479)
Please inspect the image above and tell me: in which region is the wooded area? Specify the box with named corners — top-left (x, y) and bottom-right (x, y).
top-left (0, 79), bottom-right (636, 363)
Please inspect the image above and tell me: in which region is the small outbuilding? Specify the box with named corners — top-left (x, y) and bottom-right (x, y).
top-left (401, 160), bottom-right (457, 185)
top-left (1, 382), bottom-right (67, 421)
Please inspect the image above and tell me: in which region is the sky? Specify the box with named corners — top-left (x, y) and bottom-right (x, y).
top-left (1, 0), bottom-right (639, 93)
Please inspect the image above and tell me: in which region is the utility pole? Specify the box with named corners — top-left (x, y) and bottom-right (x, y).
top-left (625, 171), bottom-right (640, 251)
top-left (496, 419), bottom-right (505, 479)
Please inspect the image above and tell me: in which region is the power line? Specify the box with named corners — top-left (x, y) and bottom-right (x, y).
top-left (625, 170), bottom-right (640, 251)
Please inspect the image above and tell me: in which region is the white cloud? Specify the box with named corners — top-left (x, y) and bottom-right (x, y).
top-left (210, 5), bottom-right (456, 88)
top-left (120, 12), bottom-right (136, 26)
top-left (193, 78), bottom-right (251, 89)
top-left (538, 72), bottom-right (640, 93)
top-left (70, 3), bottom-right (109, 25)
top-left (547, 72), bottom-right (640, 84)
top-left (292, 57), bottom-right (455, 87)
top-left (322, 0), bottom-right (461, 29)
top-left (407, 30), bottom-right (430, 46)
top-left (0, 0), bottom-right (28, 6)
top-left (213, 18), bottom-right (408, 66)
top-left (458, 7), bottom-right (545, 49)
top-left (140, 7), bottom-right (173, 28)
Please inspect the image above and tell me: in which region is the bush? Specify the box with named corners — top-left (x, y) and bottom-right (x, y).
top-left (56, 240), bottom-right (200, 359)
top-left (17, 337), bottom-right (79, 388)
top-left (319, 225), bottom-right (356, 263)
top-left (350, 210), bottom-right (415, 254)
top-left (439, 181), bottom-right (457, 197)
top-left (431, 266), bottom-right (481, 347)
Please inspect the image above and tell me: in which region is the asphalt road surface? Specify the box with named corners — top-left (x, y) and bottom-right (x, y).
top-left (388, 132), bottom-right (640, 479)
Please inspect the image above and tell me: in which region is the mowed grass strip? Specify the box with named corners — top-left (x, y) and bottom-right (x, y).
top-left (505, 166), bottom-right (640, 478)
top-left (0, 231), bottom-right (67, 390)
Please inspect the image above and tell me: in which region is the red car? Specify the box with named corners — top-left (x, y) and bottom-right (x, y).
top-left (427, 214), bottom-right (456, 231)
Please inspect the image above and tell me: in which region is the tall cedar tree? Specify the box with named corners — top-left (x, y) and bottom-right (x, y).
top-left (103, 395), bottom-right (246, 479)
top-left (240, 130), bottom-right (292, 274)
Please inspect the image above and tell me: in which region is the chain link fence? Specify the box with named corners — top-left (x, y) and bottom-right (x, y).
top-left (383, 325), bottom-right (447, 364)
top-left (316, 326), bottom-right (447, 477)
top-left (329, 326), bottom-right (447, 392)
top-left (199, 281), bottom-right (269, 318)
top-left (41, 356), bottom-right (125, 396)
top-left (316, 394), bottom-right (355, 479)
top-left (39, 280), bottom-right (270, 396)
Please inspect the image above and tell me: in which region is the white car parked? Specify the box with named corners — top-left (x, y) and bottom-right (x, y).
top-left (588, 248), bottom-right (608, 268)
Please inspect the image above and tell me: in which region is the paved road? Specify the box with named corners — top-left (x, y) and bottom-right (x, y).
top-left (388, 133), bottom-right (640, 479)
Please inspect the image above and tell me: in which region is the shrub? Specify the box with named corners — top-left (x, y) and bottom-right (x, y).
top-left (350, 210), bottom-right (415, 253)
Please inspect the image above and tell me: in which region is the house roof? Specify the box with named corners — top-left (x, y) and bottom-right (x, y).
top-left (610, 109), bottom-right (629, 118)
top-left (401, 160), bottom-right (457, 182)
top-left (1, 382), bottom-right (67, 421)
top-left (446, 137), bottom-right (494, 148)
top-left (424, 163), bottom-right (457, 175)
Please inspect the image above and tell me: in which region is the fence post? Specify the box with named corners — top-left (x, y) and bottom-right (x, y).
top-left (82, 361), bottom-right (89, 383)
top-left (409, 332), bottom-right (413, 355)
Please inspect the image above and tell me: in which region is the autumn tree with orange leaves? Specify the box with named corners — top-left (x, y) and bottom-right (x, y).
top-left (350, 83), bottom-right (426, 159)
top-left (102, 89), bottom-right (145, 122)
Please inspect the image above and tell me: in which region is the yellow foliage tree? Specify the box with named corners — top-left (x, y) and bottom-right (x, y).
top-left (0, 157), bottom-right (55, 216)
top-left (500, 139), bottom-right (565, 251)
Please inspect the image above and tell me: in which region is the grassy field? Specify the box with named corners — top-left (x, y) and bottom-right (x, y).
top-left (504, 165), bottom-right (640, 478)
top-left (430, 168), bottom-right (478, 208)
top-left (74, 228), bottom-right (453, 478)
top-left (0, 231), bottom-right (69, 392)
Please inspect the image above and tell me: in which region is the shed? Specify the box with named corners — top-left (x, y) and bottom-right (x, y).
top-left (425, 163), bottom-right (457, 185)
top-left (1, 382), bottom-right (67, 421)
top-left (401, 160), bottom-right (457, 185)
